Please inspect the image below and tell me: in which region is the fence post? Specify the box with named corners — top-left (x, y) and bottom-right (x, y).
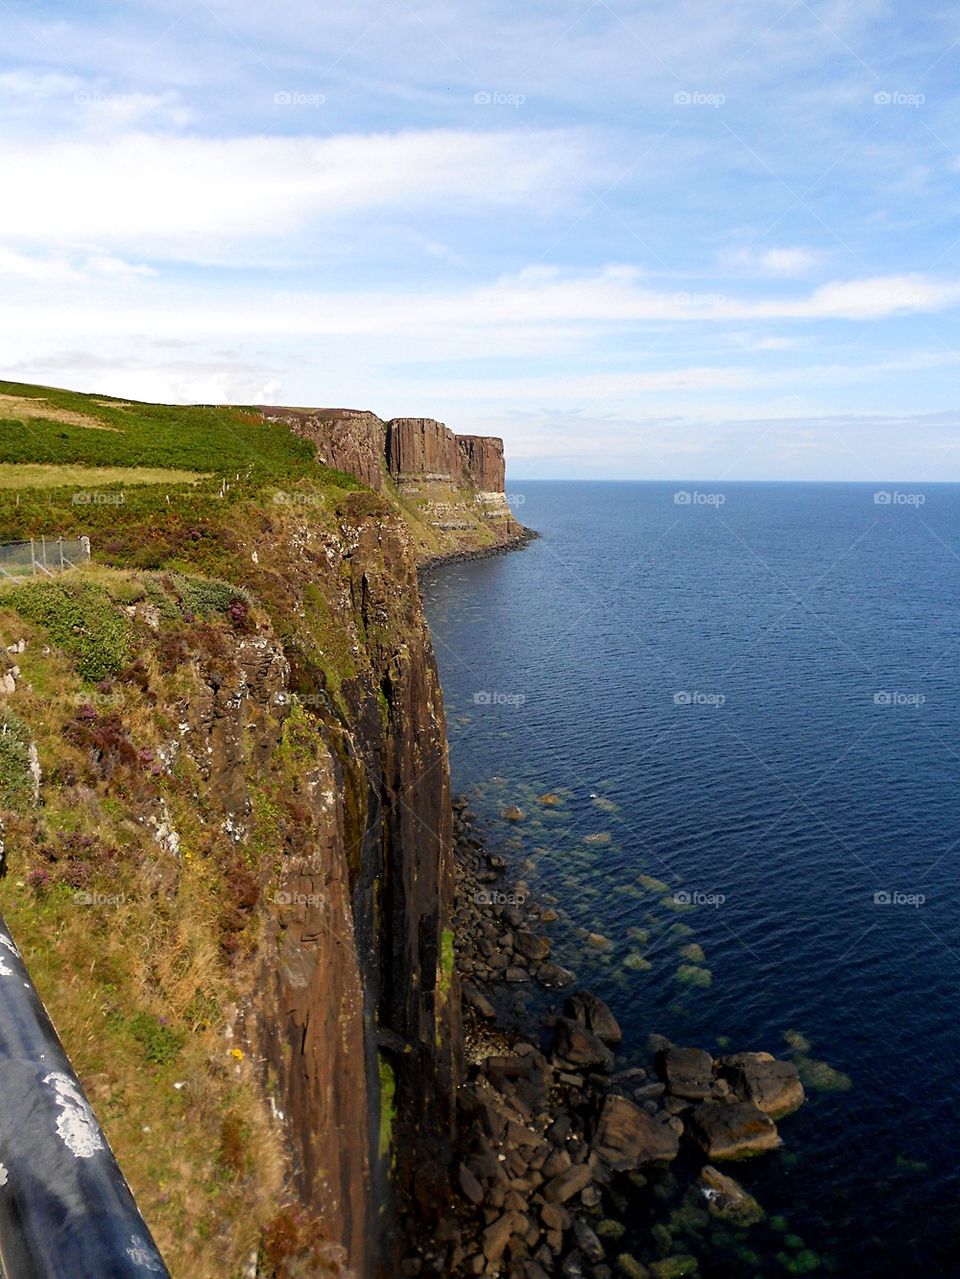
top-left (30, 538), bottom-right (36, 577)
top-left (41, 535), bottom-right (47, 571)
top-left (58, 537), bottom-right (64, 570)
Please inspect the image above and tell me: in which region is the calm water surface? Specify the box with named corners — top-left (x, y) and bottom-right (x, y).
top-left (423, 481), bottom-right (960, 1279)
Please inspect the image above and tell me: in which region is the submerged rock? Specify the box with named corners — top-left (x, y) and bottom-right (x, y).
top-left (637, 875), bottom-right (669, 893)
top-left (615, 1256), bottom-right (650, 1279)
top-left (675, 964), bottom-right (712, 988)
top-left (650, 1257), bottom-right (698, 1279)
top-left (699, 1164), bottom-right (764, 1225)
top-left (537, 961), bottom-right (576, 989)
top-left (795, 1055), bottom-right (853, 1093)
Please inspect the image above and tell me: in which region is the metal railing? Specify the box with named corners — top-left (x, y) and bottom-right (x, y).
top-left (0, 539), bottom-right (91, 581)
top-left (0, 914), bottom-right (170, 1277)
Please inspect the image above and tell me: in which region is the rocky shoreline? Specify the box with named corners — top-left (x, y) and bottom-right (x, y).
top-left (404, 799), bottom-right (808, 1279)
top-left (418, 527), bottom-right (541, 575)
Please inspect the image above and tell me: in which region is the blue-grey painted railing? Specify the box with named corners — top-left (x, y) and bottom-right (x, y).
top-left (0, 916), bottom-right (170, 1278)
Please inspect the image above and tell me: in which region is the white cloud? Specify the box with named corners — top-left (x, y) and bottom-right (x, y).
top-left (0, 128), bottom-right (599, 258)
top-left (0, 247), bottom-right (154, 282)
top-left (0, 247), bottom-right (81, 282)
top-left (720, 246), bottom-right (821, 276)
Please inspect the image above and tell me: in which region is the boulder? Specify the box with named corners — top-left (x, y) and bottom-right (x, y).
top-left (591, 1095), bottom-right (680, 1170)
top-left (482, 1211), bottom-right (527, 1262)
top-left (658, 1046), bottom-right (714, 1101)
top-left (687, 1101), bottom-right (781, 1160)
top-left (553, 1017), bottom-right (615, 1071)
top-left (458, 1163), bottom-right (484, 1206)
top-left (717, 1052), bottom-right (805, 1119)
top-left (698, 1164), bottom-right (764, 1225)
top-left (564, 991), bottom-right (623, 1045)
top-left (573, 1217), bottom-right (605, 1263)
top-left (516, 930), bottom-right (551, 962)
top-left (537, 962), bottom-right (576, 989)
top-left (544, 1162), bottom-right (594, 1203)
top-left (462, 982), bottom-right (496, 1020)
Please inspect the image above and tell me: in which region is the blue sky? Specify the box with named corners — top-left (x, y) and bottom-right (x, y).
top-left (2, 0), bottom-right (960, 478)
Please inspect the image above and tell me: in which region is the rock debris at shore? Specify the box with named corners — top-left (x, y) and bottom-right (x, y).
top-left (403, 798), bottom-right (808, 1279)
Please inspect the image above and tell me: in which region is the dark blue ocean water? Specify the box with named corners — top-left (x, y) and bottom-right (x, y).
top-left (423, 481), bottom-right (960, 1279)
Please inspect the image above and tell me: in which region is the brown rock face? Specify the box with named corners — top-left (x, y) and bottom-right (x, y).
top-left (223, 496), bottom-right (461, 1277)
top-left (457, 434), bottom-right (506, 491)
top-left (258, 406), bottom-right (528, 563)
top-left (261, 406), bottom-right (509, 495)
top-left (385, 418), bottom-right (507, 492)
top-left (386, 417), bottom-right (462, 482)
top-left (260, 406), bottom-right (387, 490)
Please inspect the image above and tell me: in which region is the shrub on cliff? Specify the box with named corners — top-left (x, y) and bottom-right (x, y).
top-left (3, 578), bottom-right (129, 681)
top-left (0, 708), bottom-right (36, 808)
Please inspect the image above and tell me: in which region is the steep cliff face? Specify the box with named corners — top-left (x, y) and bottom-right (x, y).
top-left (0, 381), bottom-right (485, 1279)
top-left (259, 408), bottom-right (386, 491)
top-left (0, 489), bottom-right (459, 1279)
top-left (385, 417), bottom-right (506, 494)
top-left (456, 434), bottom-right (506, 492)
top-left (236, 494), bottom-right (460, 1277)
top-left (260, 406), bottom-right (526, 560)
top-left (0, 380), bottom-right (536, 1279)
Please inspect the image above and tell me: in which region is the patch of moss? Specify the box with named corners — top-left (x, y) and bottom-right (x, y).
top-left (438, 928), bottom-right (455, 1002)
top-left (378, 1053), bottom-right (397, 1160)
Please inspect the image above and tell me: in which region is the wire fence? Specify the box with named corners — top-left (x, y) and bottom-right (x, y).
top-left (0, 537), bottom-right (91, 580)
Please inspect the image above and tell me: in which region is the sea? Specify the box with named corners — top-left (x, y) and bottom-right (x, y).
top-left (422, 480), bottom-right (960, 1279)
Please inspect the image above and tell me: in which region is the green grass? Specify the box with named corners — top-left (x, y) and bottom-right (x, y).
top-left (0, 708), bottom-right (36, 808)
top-left (0, 381), bottom-right (312, 476)
top-left (0, 381), bottom-right (362, 552)
top-left (0, 464), bottom-right (211, 489)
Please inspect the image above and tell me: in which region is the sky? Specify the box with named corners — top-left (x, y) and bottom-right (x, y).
top-left (2, 0), bottom-right (960, 479)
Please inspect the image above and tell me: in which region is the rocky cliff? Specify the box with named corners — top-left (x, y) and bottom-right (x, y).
top-left (0, 382), bottom-right (532, 1279)
top-left (262, 406), bottom-right (525, 558)
top-left (259, 408), bottom-right (387, 492)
